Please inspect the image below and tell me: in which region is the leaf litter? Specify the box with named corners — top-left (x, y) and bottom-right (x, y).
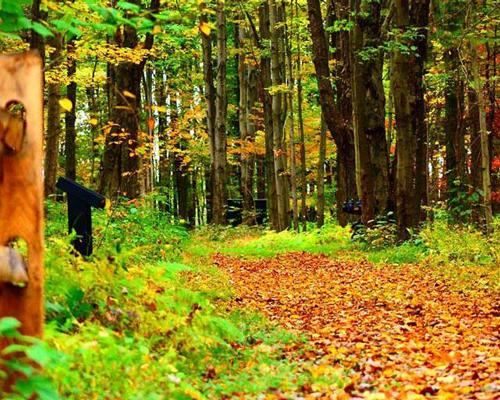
top-left (214, 252), bottom-right (499, 399)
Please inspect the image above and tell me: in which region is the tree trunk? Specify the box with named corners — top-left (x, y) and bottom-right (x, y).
top-left (239, 26), bottom-right (257, 225)
top-left (317, 116), bottom-right (327, 228)
top-left (44, 34), bottom-right (62, 197)
top-left (285, 1), bottom-right (299, 231)
top-left (259, 2), bottom-right (279, 229)
top-left (296, 12), bottom-right (308, 231)
top-left (392, 0), bottom-right (430, 240)
top-left (350, 0), bottom-right (389, 223)
top-left (99, 0), bottom-right (159, 199)
top-left (470, 43), bottom-right (493, 232)
top-left (65, 40), bottom-right (77, 181)
top-left (307, 0), bottom-right (356, 227)
top-left (200, 2), bottom-right (217, 221)
top-left (444, 49), bottom-right (466, 203)
top-left (212, 1), bottom-right (228, 224)
top-left (270, 0), bottom-right (289, 231)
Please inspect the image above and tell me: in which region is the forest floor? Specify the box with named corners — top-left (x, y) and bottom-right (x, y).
top-left (32, 203), bottom-right (499, 399)
top-left (212, 251), bottom-right (499, 399)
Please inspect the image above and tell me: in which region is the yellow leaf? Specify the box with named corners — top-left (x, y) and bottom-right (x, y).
top-left (199, 21), bottom-right (211, 36)
top-left (59, 98), bottom-right (73, 112)
top-left (152, 25), bottom-right (162, 34)
top-left (89, 118), bottom-right (98, 126)
top-left (123, 90), bottom-right (136, 99)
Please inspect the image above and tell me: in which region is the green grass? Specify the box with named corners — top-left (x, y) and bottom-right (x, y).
top-left (39, 202), bottom-right (322, 399)
top-left (4, 202), bottom-right (497, 399)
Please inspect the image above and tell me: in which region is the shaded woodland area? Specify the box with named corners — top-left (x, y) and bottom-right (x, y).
top-left (0, 1), bottom-right (499, 399)
top-left (1, 0), bottom-right (497, 238)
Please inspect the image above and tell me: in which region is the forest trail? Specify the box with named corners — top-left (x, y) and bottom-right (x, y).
top-left (214, 252), bottom-right (499, 399)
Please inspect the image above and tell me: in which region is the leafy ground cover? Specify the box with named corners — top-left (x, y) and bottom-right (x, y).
top-left (39, 202), bottom-right (320, 399)
top-left (2, 202), bottom-right (498, 399)
top-left (215, 252), bottom-right (499, 399)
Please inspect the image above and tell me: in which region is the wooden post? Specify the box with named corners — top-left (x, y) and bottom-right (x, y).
top-left (0, 52), bottom-right (44, 341)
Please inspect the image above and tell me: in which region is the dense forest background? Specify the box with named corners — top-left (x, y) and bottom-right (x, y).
top-left (1, 0), bottom-right (498, 236)
top-left (1, 2), bottom-right (499, 398)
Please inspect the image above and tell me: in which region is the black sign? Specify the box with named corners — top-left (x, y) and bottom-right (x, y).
top-left (56, 177), bottom-right (105, 256)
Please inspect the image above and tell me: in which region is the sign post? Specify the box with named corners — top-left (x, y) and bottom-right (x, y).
top-left (56, 177), bottom-right (105, 256)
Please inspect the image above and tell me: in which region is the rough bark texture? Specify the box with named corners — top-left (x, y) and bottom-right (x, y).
top-left (392, 0), bottom-right (430, 240)
top-left (270, 0), bottom-right (289, 231)
top-left (296, 29), bottom-right (308, 230)
top-left (200, 3), bottom-right (217, 221)
top-left (44, 34), bottom-right (62, 197)
top-left (212, 1), bottom-right (228, 224)
top-left (332, 0), bottom-right (357, 227)
top-left (65, 40), bottom-right (77, 181)
top-left (445, 49), bottom-right (466, 198)
top-left (470, 43), bottom-right (493, 232)
top-left (285, 3), bottom-right (299, 231)
top-left (350, 0), bottom-right (389, 223)
top-left (259, 2), bottom-right (279, 229)
top-left (307, 0), bottom-right (356, 227)
top-left (317, 117), bottom-right (327, 228)
top-left (239, 26), bottom-right (257, 225)
top-left (99, 0), bottom-right (159, 199)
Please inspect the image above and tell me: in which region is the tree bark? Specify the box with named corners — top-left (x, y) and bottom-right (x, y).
top-left (239, 26), bottom-right (257, 225)
top-left (44, 34), bottom-right (62, 197)
top-left (392, 0), bottom-right (430, 240)
top-left (470, 43), bottom-right (494, 232)
top-left (317, 116), bottom-right (327, 227)
top-left (269, 0), bottom-right (289, 231)
top-left (350, 0), bottom-right (389, 224)
top-left (296, 6), bottom-right (308, 231)
top-left (200, 2), bottom-right (217, 221)
top-left (65, 40), bottom-right (77, 181)
top-left (212, 1), bottom-right (228, 224)
top-left (285, 1), bottom-right (299, 231)
top-left (307, 0), bottom-right (356, 227)
top-left (99, 0), bottom-right (159, 199)
top-left (259, 2), bottom-right (279, 229)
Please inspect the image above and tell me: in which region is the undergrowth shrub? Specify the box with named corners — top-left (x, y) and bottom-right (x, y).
top-left (420, 219), bottom-right (499, 267)
top-left (0, 318), bottom-right (60, 400)
top-left (43, 200), bottom-right (315, 398)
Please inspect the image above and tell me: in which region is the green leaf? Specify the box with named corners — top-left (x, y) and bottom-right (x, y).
top-left (0, 317), bottom-right (21, 335)
top-left (116, 1), bottom-right (141, 13)
top-left (31, 21), bottom-right (54, 37)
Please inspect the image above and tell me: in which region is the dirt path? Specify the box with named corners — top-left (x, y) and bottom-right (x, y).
top-left (214, 252), bottom-right (499, 399)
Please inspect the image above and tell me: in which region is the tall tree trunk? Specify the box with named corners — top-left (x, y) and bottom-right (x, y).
top-left (470, 43), bottom-right (493, 232)
top-left (270, 0), bottom-right (289, 231)
top-left (285, 1), bottom-right (299, 231)
top-left (350, 0), bottom-right (389, 224)
top-left (259, 2), bottom-right (279, 229)
top-left (200, 2), bottom-right (217, 221)
top-left (44, 34), bottom-right (62, 197)
top-left (65, 40), bottom-right (77, 181)
top-left (468, 88), bottom-right (482, 222)
top-left (317, 116), bottom-right (327, 227)
top-left (444, 49), bottom-right (466, 204)
top-left (392, 0), bottom-right (430, 240)
top-left (412, 0), bottom-right (430, 224)
top-left (296, 12), bottom-right (308, 231)
top-left (307, 0), bottom-right (356, 227)
top-left (213, 1), bottom-right (228, 224)
top-left (333, 0), bottom-right (357, 227)
top-left (239, 26), bottom-right (257, 225)
top-left (99, 0), bottom-right (159, 198)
